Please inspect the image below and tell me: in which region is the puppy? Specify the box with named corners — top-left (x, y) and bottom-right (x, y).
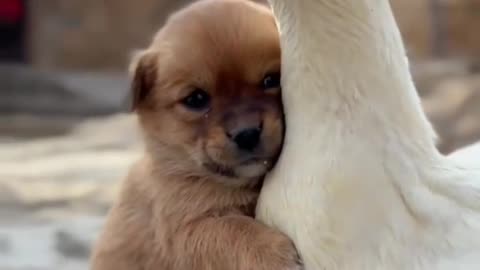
top-left (90, 0), bottom-right (301, 269)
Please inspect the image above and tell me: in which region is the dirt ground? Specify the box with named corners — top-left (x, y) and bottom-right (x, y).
top-left (0, 113), bottom-right (142, 270)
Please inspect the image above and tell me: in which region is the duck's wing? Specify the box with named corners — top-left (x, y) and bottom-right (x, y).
top-left (448, 141), bottom-right (480, 168)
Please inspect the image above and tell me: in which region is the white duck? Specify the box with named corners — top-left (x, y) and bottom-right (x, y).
top-left (450, 142), bottom-right (480, 167)
top-left (256, 1), bottom-right (480, 270)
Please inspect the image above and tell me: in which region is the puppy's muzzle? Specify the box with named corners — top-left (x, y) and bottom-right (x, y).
top-left (224, 107), bottom-right (264, 152)
top-left (230, 126), bottom-right (262, 151)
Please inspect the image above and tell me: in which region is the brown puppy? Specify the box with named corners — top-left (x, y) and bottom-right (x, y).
top-left (90, 0), bottom-right (301, 270)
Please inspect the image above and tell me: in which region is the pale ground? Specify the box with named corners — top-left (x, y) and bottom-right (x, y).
top-left (0, 61), bottom-right (479, 269)
top-left (0, 113), bottom-right (143, 270)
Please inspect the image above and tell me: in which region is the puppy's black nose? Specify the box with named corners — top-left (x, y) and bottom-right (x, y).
top-left (232, 127), bottom-right (261, 151)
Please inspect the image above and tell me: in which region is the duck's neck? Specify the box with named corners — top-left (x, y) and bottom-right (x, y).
top-left (266, 0), bottom-right (446, 257)
top-left (260, 2), bottom-right (477, 268)
top-left (270, 0), bottom-right (439, 159)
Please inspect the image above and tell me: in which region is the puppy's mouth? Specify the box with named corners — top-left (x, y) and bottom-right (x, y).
top-left (203, 157), bottom-right (272, 179)
top-left (203, 162), bottom-right (237, 178)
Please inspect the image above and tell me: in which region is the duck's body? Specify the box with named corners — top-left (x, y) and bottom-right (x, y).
top-left (450, 142), bottom-right (480, 167)
top-left (256, 1), bottom-right (480, 269)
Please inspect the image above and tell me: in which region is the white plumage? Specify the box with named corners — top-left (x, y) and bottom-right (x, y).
top-left (256, 1), bottom-right (480, 269)
top-left (450, 142), bottom-right (480, 167)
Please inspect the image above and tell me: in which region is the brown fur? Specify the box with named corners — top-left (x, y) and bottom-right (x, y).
top-left (90, 1), bottom-right (301, 269)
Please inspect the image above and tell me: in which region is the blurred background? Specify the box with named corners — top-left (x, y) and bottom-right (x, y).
top-left (0, 0), bottom-right (479, 269)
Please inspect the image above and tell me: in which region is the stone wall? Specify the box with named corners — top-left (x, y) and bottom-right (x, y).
top-left (390, 0), bottom-right (432, 59)
top-left (27, 0), bottom-right (480, 71)
top-left (443, 0), bottom-right (480, 59)
top-left (392, 0), bottom-right (480, 60)
top-left (28, 0), bottom-right (191, 70)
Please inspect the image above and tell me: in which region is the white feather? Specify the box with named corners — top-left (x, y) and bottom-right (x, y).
top-left (257, 1), bottom-right (480, 269)
top-left (449, 142), bottom-right (480, 167)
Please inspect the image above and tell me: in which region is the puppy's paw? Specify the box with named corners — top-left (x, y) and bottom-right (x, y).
top-left (281, 254), bottom-right (303, 270)
top-left (282, 249), bottom-right (303, 270)
top-left (259, 234), bottom-right (303, 270)
top-left (278, 260), bottom-right (303, 270)
top-left (286, 264), bottom-right (303, 270)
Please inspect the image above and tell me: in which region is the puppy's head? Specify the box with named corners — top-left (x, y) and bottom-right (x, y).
top-left (131, 0), bottom-right (282, 186)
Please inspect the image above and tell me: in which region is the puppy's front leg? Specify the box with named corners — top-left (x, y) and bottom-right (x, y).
top-left (174, 215), bottom-right (302, 270)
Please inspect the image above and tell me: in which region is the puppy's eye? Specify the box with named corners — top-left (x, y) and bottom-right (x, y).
top-left (182, 88), bottom-right (211, 111)
top-left (262, 72), bottom-right (281, 90)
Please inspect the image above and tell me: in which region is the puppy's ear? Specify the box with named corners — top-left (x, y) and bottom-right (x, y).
top-left (129, 50), bottom-right (157, 111)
